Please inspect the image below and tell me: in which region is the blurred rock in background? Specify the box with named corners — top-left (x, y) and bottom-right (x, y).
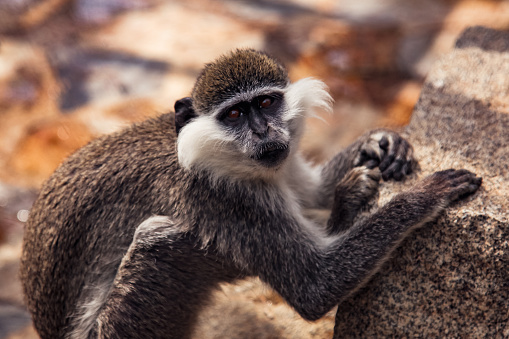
top-left (1, 0), bottom-right (508, 338)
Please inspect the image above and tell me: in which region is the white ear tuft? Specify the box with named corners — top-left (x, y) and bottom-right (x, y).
top-left (284, 78), bottom-right (333, 121)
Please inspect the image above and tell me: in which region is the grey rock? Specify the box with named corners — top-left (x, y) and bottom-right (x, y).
top-left (334, 26), bottom-right (509, 338)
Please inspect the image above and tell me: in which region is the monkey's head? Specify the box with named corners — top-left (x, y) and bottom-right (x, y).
top-left (176, 49), bottom-right (332, 181)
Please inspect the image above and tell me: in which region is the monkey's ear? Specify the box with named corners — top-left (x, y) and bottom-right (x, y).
top-left (174, 97), bottom-right (198, 135)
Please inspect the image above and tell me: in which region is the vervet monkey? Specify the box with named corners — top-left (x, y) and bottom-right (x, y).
top-left (20, 49), bottom-right (482, 339)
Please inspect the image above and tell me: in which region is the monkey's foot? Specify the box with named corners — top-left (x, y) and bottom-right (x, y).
top-left (355, 129), bottom-right (417, 182)
top-left (336, 167), bottom-right (381, 204)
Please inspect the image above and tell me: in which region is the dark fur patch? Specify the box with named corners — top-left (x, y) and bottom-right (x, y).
top-left (191, 49), bottom-right (289, 114)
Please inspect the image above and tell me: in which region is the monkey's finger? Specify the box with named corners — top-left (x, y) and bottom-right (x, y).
top-left (364, 159), bottom-right (379, 169)
top-left (379, 137), bottom-right (401, 172)
top-left (401, 161), bottom-right (412, 176)
top-left (449, 170), bottom-right (479, 186)
top-left (395, 138), bottom-right (412, 163)
top-left (392, 167), bottom-right (405, 181)
top-left (394, 157), bottom-right (415, 180)
top-left (394, 140), bottom-right (415, 179)
top-left (356, 146), bottom-right (382, 167)
top-left (378, 135), bottom-right (390, 151)
top-left (363, 147), bottom-right (382, 162)
top-left (403, 146), bottom-right (415, 175)
top-left (383, 136), bottom-right (415, 176)
top-left (382, 159), bottom-right (405, 181)
top-left (449, 169), bottom-right (474, 179)
top-left (449, 175), bottom-right (482, 201)
top-left (383, 138), bottom-right (413, 180)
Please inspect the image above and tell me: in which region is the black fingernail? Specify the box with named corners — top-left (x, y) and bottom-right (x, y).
top-left (393, 172), bottom-right (403, 181)
top-left (379, 156), bottom-right (394, 171)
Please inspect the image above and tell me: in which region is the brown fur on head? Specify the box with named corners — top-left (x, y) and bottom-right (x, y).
top-left (191, 49), bottom-right (289, 114)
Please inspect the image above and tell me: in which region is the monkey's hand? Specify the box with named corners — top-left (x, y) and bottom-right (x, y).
top-left (417, 169), bottom-right (482, 206)
top-left (327, 166), bottom-right (381, 234)
top-left (354, 129), bottom-right (416, 181)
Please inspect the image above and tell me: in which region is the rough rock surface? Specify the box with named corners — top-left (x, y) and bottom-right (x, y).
top-left (334, 26), bottom-right (509, 338)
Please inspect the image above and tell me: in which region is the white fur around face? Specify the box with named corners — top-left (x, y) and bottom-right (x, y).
top-left (282, 78), bottom-right (333, 146)
top-left (176, 78), bottom-right (333, 183)
top-left (177, 115), bottom-right (277, 182)
top-left (177, 115), bottom-right (236, 172)
top-left (284, 78), bottom-right (333, 122)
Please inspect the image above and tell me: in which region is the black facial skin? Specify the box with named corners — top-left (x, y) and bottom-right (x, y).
top-left (219, 93), bottom-right (289, 168)
top-left (253, 141), bottom-right (289, 168)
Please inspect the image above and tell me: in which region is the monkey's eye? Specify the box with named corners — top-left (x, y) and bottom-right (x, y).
top-left (227, 108), bottom-right (242, 119)
top-left (258, 96), bottom-right (273, 109)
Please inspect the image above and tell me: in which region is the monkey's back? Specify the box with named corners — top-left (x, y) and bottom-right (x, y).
top-left (19, 113), bottom-right (187, 338)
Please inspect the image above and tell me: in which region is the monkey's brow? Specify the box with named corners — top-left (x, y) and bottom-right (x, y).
top-left (210, 86), bottom-right (286, 116)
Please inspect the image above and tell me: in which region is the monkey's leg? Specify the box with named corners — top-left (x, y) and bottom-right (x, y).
top-left (256, 169), bottom-right (481, 322)
top-left (76, 217), bottom-right (234, 339)
top-left (326, 166), bottom-right (381, 235)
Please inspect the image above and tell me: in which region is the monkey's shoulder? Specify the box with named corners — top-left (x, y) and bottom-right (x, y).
top-left (53, 113), bottom-right (177, 177)
top-left (81, 112), bottom-right (177, 163)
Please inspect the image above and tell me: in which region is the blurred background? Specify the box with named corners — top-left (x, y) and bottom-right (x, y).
top-left (0, 0), bottom-right (508, 338)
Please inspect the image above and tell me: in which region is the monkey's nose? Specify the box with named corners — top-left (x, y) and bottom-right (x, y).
top-left (252, 130), bottom-right (268, 142)
top-left (249, 113), bottom-right (269, 137)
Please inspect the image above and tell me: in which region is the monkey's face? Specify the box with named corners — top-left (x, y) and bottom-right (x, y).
top-left (216, 91), bottom-right (291, 168)
top-left (176, 87), bottom-right (297, 180)
top-left (176, 77), bottom-right (332, 182)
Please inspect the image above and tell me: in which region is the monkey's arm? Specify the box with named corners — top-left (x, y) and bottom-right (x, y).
top-left (256, 169), bottom-right (481, 321)
top-left (318, 129), bottom-right (415, 209)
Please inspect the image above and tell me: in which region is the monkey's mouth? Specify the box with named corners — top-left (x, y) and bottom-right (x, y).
top-left (252, 142), bottom-right (290, 168)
